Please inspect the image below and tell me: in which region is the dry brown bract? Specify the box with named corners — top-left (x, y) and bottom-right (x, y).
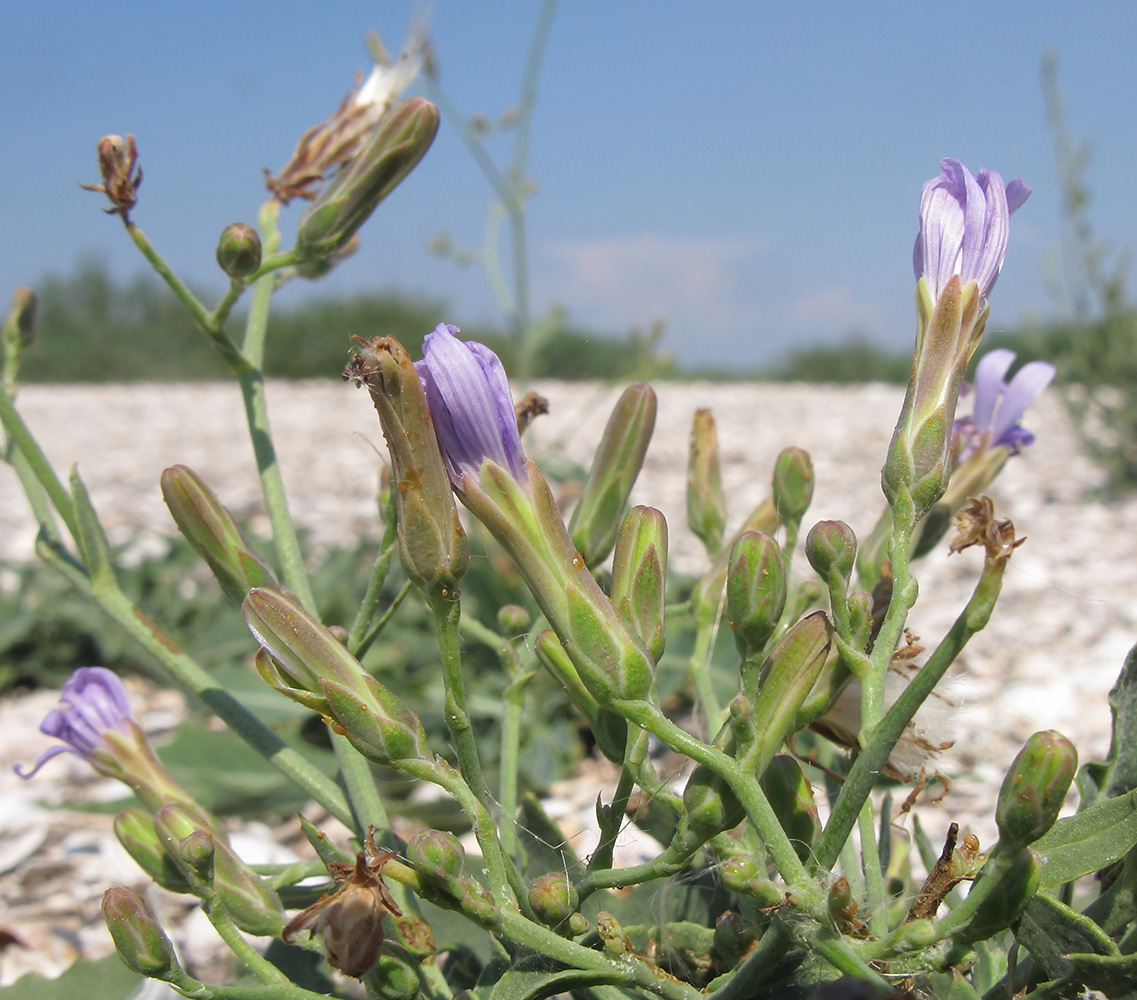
top-left (79, 135), bottom-right (142, 218)
top-left (948, 494), bottom-right (1025, 563)
top-left (282, 828), bottom-right (402, 979)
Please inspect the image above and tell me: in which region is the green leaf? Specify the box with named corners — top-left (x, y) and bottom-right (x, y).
top-left (69, 467), bottom-right (115, 592)
top-left (1014, 891), bottom-right (1119, 983)
top-left (1082, 643), bottom-right (1137, 805)
top-left (489, 957), bottom-right (624, 1000)
top-left (1033, 788), bottom-right (1137, 887)
top-left (923, 970), bottom-right (981, 999)
top-left (0, 955), bottom-right (141, 1000)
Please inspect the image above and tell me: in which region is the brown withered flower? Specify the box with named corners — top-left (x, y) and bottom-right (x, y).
top-left (265, 27), bottom-right (426, 204)
top-left (949, 494), bottom-right (1025, 562)
top-left (283, 828), bottom-right (402, 978)
top-left (79, 135), bottom-right (142, 217)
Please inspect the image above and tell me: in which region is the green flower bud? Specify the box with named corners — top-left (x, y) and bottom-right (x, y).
top-left (215, 222), bottom-right (262, 279)
top-left (846, 589), bottom-right (874, 646)
top-left (369, 952), bottom-right (421, 1000)
top-left (568, 383), bottom-right (657, 566)
top-left (153, 804), bottom-right (216, 892)
top-left (805, 520), bottom-right (857, 583)
top-left (761, 755), bottom-right (820, 863)
top-left (686, 409), bottom-right (726, 556)
top-left (345, 336), bottom-right (467, 603)
top-left (610, 506), bottom-right (668, 663)
top-left (296, 97), bottom-right (439, 261)
top-left (772, 448), bottom-right (814, 527)
top-left (102, 887), bottom-right (181, 980)
top-left (673, 764), bottom-right (744, 853)
top-left (719, 854), bottom-right (762, 893)
top-left (597, 912), bottom-right (632, 956)
top-left (726, 530), bottom-right (786, 660)
top-left (161, 465), bottom-right (278, 605)
top-left (407, 829), bottom-right (467, 883)
top-left (528, 872), bottom-right (580, 929)
top-left (213, 842), bottom-right (286, 936)
top-left (995, 730), bottom-right (1077, 848)
top-left (114, 807), bottom-right (192, 893)
top-left (497, 603), bottom-right (531, 634)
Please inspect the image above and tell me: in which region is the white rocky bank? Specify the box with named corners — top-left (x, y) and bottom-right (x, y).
top-left (1, 379), bottom-right (1135, 984)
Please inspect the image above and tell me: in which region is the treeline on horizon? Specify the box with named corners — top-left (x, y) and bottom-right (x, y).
top-left (8, 262), bottom-right (1113, 386)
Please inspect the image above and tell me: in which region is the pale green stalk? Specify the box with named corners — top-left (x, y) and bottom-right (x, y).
top-left (858, 799), bottom-right (890, 940)
top-left (206, 908), bottom-right (290, 988)
top-left (353, 580), bottom-right (411, 658)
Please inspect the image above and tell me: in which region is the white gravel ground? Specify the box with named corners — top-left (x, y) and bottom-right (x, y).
top-left (1, 378), bottom-right (1135, 985)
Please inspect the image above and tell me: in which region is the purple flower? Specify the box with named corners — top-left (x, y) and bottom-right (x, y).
top-left (914, 159), bottom-right (1031, 302)
top-left (15, 667), bottom-right (135, 778)
top-left (955, 349), bottom-right (1056, 458)
top-left (415, 323), bottom-right (527, 489)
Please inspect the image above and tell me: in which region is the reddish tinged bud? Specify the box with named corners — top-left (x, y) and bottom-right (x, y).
top-left (772, 448), bottom-right (814, 527)
top-left (687, 409), bottom-right (726, 556)
top-left (215, 223), bottom-right (263, 279)
top-left (528, 872), bottom-right (580, 929)
top-left (996, 730), bottom-right (1077, 847)
top-left (407, 829), bottom-right (467, 883)
top-left (805, 520), bottom-right (857, 583)
top-left (102, 887), bottom-right (180, 980)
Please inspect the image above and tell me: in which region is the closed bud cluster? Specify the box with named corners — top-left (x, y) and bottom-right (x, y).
top-left (102, 887), bottom-right (181, 980)
top-left (114, 807), bottom-right (192, 893)
top-left (161, 465), bottom-right (278, 605)
top-left (296, 98), bottom-right (439, 262)
top-left (344, 335), bottom-right (467, 603)
top-left (686, 409), bottom-right (726, 556)
top-left (726, 530), bottom-right (786, 660)
top-left (528, 872), bottom-right (581, 931)
top-left (214, 222), bottom-right (262, 280)
top-left (610, 506), bottom-right (668, 663)
top-left (805, 520), bottom-right (857, 583)
top-left (995, 729), bottom-right (1077, 848)
top-left (772, 448), bottom-right (814, 527)
top-left (568, 383), bottom-right (657, 567)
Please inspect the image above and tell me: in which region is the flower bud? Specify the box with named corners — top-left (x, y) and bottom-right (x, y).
top-left (568, 384), bottom-right (657, 566)
top-left (3, 286), bottom-right (36, 351)
top-left (215, 222), bottom-right (262, 280)
top-left (296, 97), bottom-right (439, 261)
top-left (719, 854), bottom-right (762, 893)
top-left (102, 887), bottom-right (180, 980)
top-left (153, 804), bottom-right (216, 891)
top-left (497, 604), bottom-right (531, 634)
top-left (114, 807), bottom-right (192, 893)
top-left (772, 448), bottom-right (814, 527)
top-left (726, 530), bottom-right (786, 660)
top-left (805, 520), bottom-right (857, 584)
top-left (407, 829), bottom-right (467, 885)
top-left (528, 872), bottom-right (580, 929)
top-left (610, 506), bottom-right (668, 663)
top-left (673, 764), bottom-right (744, 853)
top-left (161, 465), bottom-right (278, 605)
top-left (761, 755), bottom-right (820, 863)
top-left (369, 952), bottom-right (421, 999)
top-left (213, 842), bottom-right (286, 936)
top-left (686, 409), bottom-right (726, 556)
top-left (344, 336), bottom-right (467, 602)
top-left (995, 730), bottom-right (1077, 848)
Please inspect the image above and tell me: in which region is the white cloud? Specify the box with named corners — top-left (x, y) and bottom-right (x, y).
top-left (540, 233), bottom-right (761, 338)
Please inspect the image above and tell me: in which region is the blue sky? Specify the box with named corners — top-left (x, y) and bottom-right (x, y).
top-left (4, 1), bottom-right (1137, 367)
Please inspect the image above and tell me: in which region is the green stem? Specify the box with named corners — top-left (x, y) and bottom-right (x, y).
top-left (619, 701), bottom-right (824, 917)
top-left (346, 529), bottom-right (398, 655)
top-left (858, 799), bottom-right (889, 940)
top-left (587, 727), bottom-right (650, 876)
top-left (6, 442), bottom-right (61, 546)
top-left (498, 658), bottom-right (530, 858)
top-left (0, 387), bottom-right (78, 541)
top-left (233, 200), bottom-right (315, 612)
top-left (354, 579), bottom-right (411, 659)
top-left (331, 732), bottom-right (389, 835)
top-left (810, 928), bottom-right (891, 990)
top-left (815, 554), bottom-right (1006, 871)
top-left (689, 606), bottom-right (725, 734)
top-left (206, 907), bottom-right (289, 987)
top-left (124, 221), bottom-right (246, 370)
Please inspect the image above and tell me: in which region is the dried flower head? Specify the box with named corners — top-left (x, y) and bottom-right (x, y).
top-left (79, 135), bottom-right (142, 217)
top-left (266, 28), bottom-right (426, 204)
top-left (949, 494), bottom-right (1025, 561)
top-left (283, 828), bottom-right (402, 978)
